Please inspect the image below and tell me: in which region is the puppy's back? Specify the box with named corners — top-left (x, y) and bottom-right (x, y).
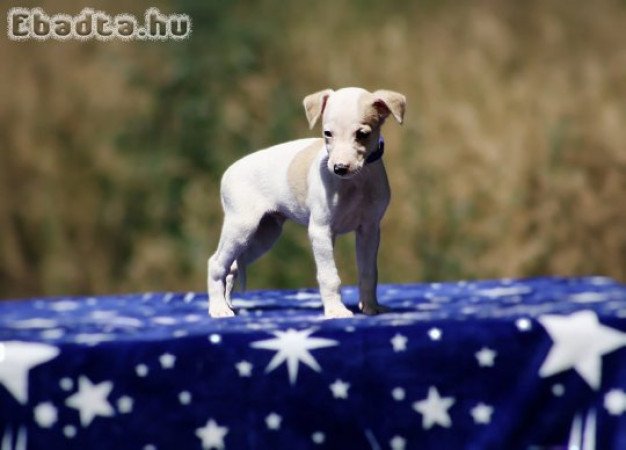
top-left (219, 138), bottom-right (321, 215)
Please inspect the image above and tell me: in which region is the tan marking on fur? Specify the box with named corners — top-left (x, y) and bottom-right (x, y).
top-left (356, 92), bottom-right (386, 155)
top-left (357, 92), bottom-right (382, 128)
top-left (288, 139), bottom-right (324, 206)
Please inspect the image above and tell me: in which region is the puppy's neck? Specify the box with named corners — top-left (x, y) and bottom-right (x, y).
top-left (365, 136), bottom-right (385, 165)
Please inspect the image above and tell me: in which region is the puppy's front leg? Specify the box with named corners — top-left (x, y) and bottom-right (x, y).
top-left (308, 221), bottom-right (354, 319)
top-left (356, 222), bottom-right (388, 315)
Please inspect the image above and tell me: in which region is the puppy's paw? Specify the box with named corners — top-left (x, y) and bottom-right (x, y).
top-left (209, 302), bottom-right (236, 318)
top-left (359, 302), bottom-right (390, 316)
top-left (324, 304), bottom-right (354, 319)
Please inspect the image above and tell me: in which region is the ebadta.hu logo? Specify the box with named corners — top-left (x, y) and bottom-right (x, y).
top-left (7, 7), bottom-right (191, 41)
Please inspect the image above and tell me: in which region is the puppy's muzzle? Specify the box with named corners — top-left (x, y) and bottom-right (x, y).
top-left (333, 163), bottom-right (349, 176)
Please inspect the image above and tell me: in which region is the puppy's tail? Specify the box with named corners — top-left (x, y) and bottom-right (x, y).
top-left (237, 260), bottom-right (247, 292)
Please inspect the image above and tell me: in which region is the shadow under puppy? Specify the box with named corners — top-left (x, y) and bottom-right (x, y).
top-left (208, 87), bottom-right (406, 318)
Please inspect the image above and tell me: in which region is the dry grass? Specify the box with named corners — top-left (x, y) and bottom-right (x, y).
top-left (1, 0), bottom-right (625, 298)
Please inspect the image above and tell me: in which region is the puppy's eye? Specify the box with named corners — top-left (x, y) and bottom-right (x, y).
top-left (356, 130), bottom-right (370, 140)
top-left (323, 130), bottom-right (333, 138)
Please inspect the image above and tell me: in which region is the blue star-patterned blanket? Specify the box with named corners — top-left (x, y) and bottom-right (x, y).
top-left (1, 276), bottom-right (626, 450)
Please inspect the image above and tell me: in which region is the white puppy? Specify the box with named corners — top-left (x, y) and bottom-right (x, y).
top-left (207, 87), bottom-right (406, 318)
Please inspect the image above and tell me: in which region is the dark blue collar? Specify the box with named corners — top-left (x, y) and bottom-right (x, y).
top-left (366, 136), bottom-right (385, 164)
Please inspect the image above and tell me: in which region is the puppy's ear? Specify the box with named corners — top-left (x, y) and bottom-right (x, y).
top-left (372, 90), bottom-right (406, 124)
top-left (303, 89), bottom-right (334, 129)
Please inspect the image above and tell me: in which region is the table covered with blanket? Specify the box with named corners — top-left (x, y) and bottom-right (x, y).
top-left (1, 276), bottom-right (626, 450)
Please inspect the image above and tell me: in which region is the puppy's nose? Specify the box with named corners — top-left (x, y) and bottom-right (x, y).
top-left (333, 163), bottom-right (349, 176)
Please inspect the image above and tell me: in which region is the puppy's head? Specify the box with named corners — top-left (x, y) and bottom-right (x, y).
top-left (303, 87), bottom-right (406, 178)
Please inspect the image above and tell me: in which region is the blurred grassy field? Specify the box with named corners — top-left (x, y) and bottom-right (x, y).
top-left (1, 0), bottom-right (625, 299)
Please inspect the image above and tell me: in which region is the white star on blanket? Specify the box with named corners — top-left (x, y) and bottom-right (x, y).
top-left (538, 310), bottom-right (626, 389)
top-left (250, 328), bottom-right (338, 385)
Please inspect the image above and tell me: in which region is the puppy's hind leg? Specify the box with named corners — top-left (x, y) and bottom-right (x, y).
top-left (208, 215), bottom-right (261, 318)
top-left (224, 260), bottom-right (238, 309)
top-left (225, 213), bottom-right (284, 308)
top-left (237, 213), bottom-right (285, 271)
top-left (224, 258), bottom-right (248, 309)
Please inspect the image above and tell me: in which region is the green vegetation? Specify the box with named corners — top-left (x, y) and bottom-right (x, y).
top-left (1, 0), bottom-right (625, 298)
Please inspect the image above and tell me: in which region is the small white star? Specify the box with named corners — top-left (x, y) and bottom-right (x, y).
top-left (41, 328), bottom-right (64, 340)
top-left (63, 425), bottom-right (77, 438)
top-left (516, 318), bottom-right (532, 331)
top-left (552, 384), bottom-right (565, 397)
top-left (412, 386), bottom-right (455, 429)
top-left (478, 286), bottom-right (531, 298)
top-left (235, 360), bottom-right (253, 377)
top-left (428, 328), bottom-right (442, 341)
top-left (65, 376), bottom-right (115, 427)
top-left (391, 387), bottom-right (406, 401)
top-left (312, 431), bottom-right (325, 444)
top-left (329, 379), bottom-right (350, 399)
top-left (389, 435), bottom-right (406, 450)
top-left (475, 348), bottom-right (497, 367)
top-left (195, 419), bottom-right (228, 450)
top-left (173, 330), bottom-right (188, 338)
top-left (569, 292), bottom-right (607, 303)
top-left (49, 300), bottom-right (78, 312)
top-left (287, 291), bottom-right (321, 301)
top-left (265, 412), bottom-right (282, 430)
top-left (60, 377), bottom-right (74, 391)
top-left (390, 334), bottom-right (408, 352)
top-left (209, 334), bottom-right (222, 344)
top-left (604, 389), bottom-right (626, 415)
top-left (470, 403), bottom-right (494, 424)
top-left (152, 316), bottom-right (177, 326)
top-left (74, 333), bottom-right (113, 346)
top-left (159, 353), bottom-right (176, 369)
top-left (136, 364), bottom-right (149, 377)
top-left (143, 445), bottom-right (157, 450)
top-left (179, 391), bottom-right (192, 405)
top-left (10, 318), bottom-right (58, 329)
top-left (34, 402), bottom-right (58, 428)
top-left (117, 396), bottom-right (133, 413)
top-left (90, 310), bottom-right (117, 321)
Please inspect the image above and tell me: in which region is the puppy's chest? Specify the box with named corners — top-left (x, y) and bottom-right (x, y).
top-left (329, 185), bottom-right (379, 234)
